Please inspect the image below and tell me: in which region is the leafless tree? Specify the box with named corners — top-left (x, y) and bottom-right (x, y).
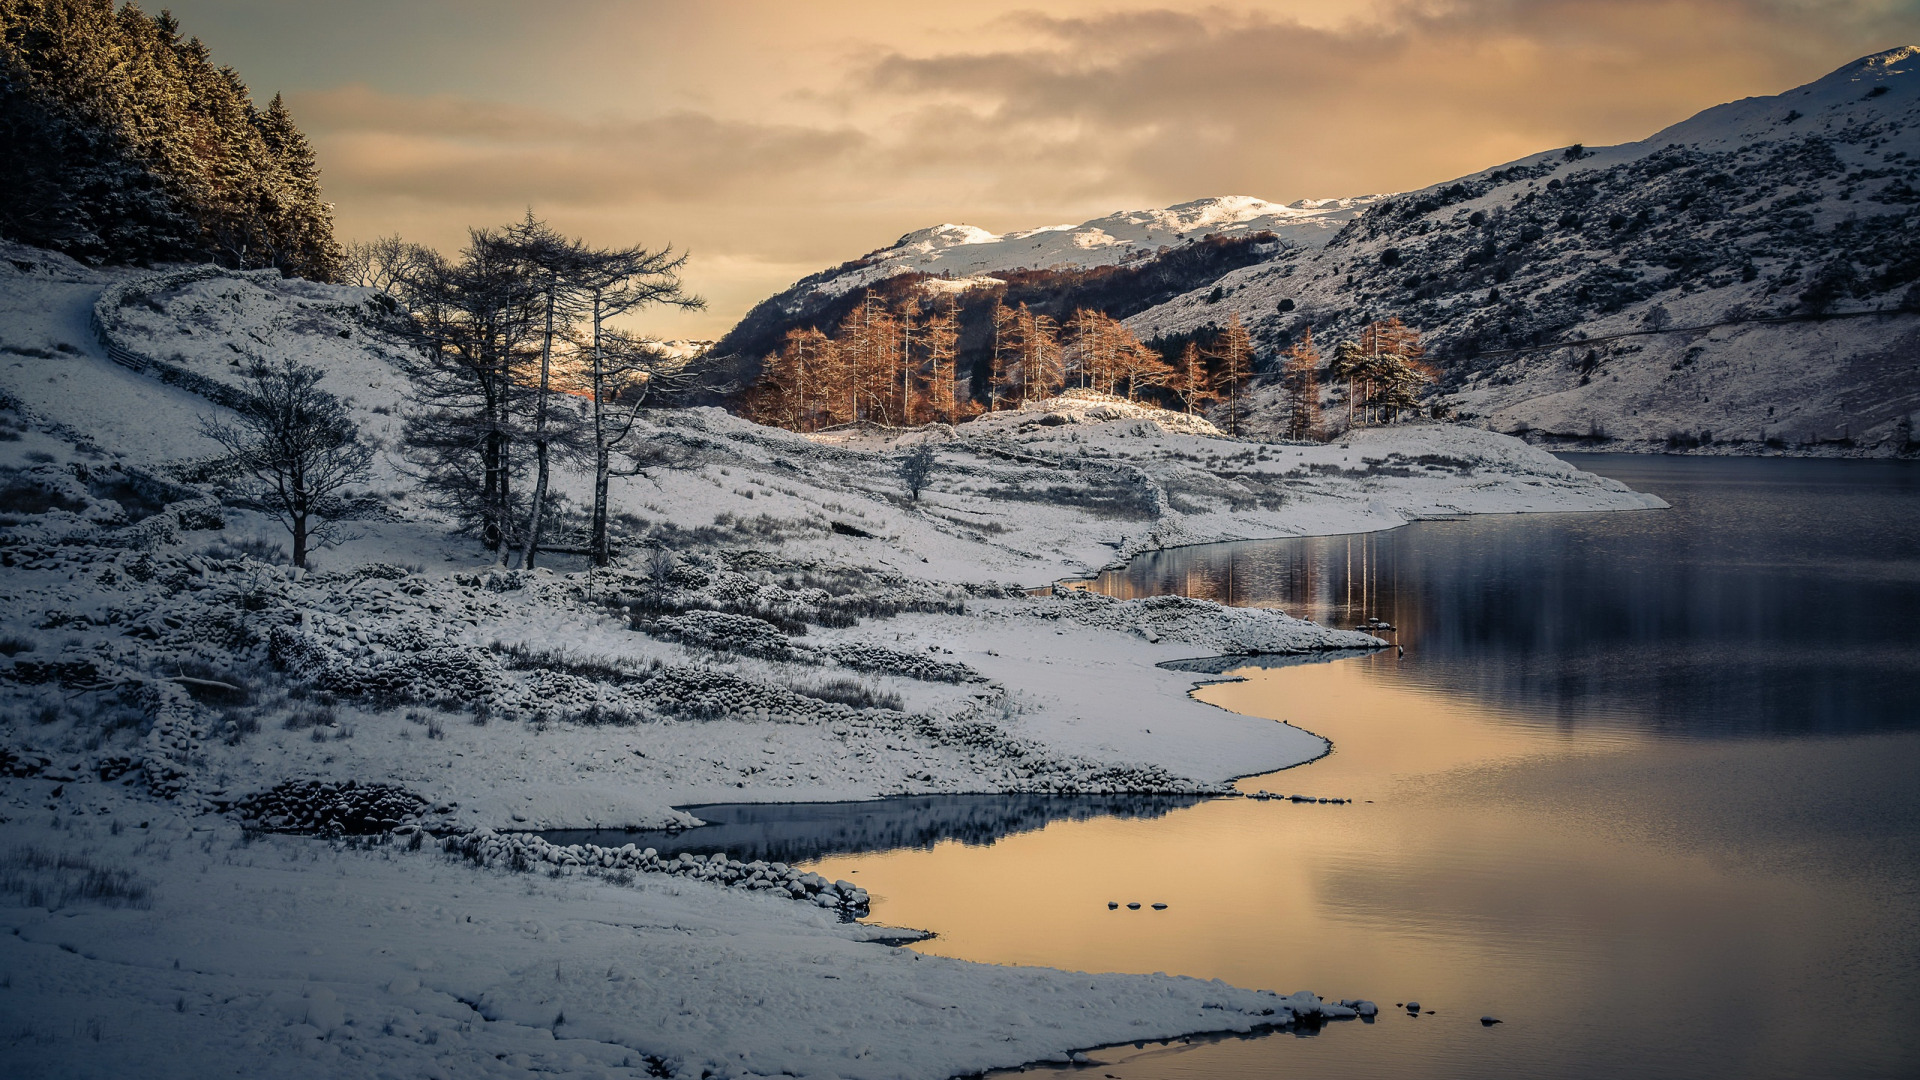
top-left (573, 245), bottom-right (704, 563)
top-left (201, 359), bottom-right (372, 569)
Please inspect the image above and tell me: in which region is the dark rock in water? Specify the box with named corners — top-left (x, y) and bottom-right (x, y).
top-left (1151, 903), bottom-right (1168, 910)
top-left (1108, 901), bottom-right (1119, 910)
top-left (1405, 1001), bottom-right (1421, 1012)
top-left (1126, 902), bottom-right (1142, 910)
top-left (1481, 1016), bottom-right (1502, 1026)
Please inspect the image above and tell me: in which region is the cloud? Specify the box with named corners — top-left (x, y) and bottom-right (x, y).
top-left (860, 0), bottom-right (1920, 199)
top-left (271, 1), bottom-right (1920, 335)
top-left (294, 85), bottom-right (871, 206)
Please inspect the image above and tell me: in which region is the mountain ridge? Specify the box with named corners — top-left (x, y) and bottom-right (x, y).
top-left (725, 48), bottom-right (1920, 455)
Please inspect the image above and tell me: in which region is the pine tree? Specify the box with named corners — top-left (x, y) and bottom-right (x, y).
top-left (0, 0), bottom-right (338, 273)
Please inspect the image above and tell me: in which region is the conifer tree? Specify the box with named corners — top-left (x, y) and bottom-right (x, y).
top-left (1208, 313), bottom-right (1256, 436)
top-left (0, 0), bottom-right (338, 273)
top-left (1281, 328), bottom-right (1322, 439)
top-left (1165, 342), bottom-right (1217, 415)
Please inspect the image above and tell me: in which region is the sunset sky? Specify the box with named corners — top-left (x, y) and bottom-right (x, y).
top-left (162, 0), bottom-right (1920, 337)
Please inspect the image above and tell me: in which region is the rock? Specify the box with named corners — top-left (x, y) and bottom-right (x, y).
top-left (1126, 902), bottom-right (1141, 910)
top-left (1406, 1001), bottom-right (1421, 1012)
top-left (1151, 903), bottom-right (1168, 910)
top-left (1481, 1016), bottom-right (1502, 1026)
top-left (1107, 902), bottom-right (1119, 910)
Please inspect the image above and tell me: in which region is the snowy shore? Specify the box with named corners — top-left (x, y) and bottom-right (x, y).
top-left (0, 251), bottom-right (1661, 1078)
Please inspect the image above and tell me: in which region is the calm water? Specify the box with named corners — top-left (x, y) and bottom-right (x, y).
top-left (680, 456), bottom-right (1920, 1079)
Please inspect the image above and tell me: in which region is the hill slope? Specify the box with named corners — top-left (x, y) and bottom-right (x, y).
top-left (734, 47), bottom-right (1920, 455)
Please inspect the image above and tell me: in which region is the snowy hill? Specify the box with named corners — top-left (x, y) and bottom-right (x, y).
top-left (734, 48), bottom-right (1920, 455)
top-left (0, 241), bottom-right (1666, 1078)
top-left (822, 195), bottom-right (1375, 295)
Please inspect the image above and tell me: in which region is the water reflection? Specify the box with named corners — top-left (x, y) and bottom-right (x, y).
top-left (793, 456), bottom-right (1919, 1080)
top-left (808, 658), bottom-right (1920, 1080)
top-left (542, 792), bottom-right (1205, 864)
top-left (1095, 456), bottom-right (1920, 737)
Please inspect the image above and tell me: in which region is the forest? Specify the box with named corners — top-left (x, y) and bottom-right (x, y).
top-left (0, 0), bottom-right (337, 276)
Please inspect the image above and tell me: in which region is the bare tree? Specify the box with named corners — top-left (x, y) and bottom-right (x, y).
top-left (338, 234), bottom-right (421, 292)
top-left (201, 359), bottom-right (372, 569)
top-left (383, 229), bottom-right (540, 558)
top-left (574, 245), bottom-right (704, 565)
top-left (499, 214), bottom-right (591, 570)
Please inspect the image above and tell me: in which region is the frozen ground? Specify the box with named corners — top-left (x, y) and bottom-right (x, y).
top-left (0, 249), bottom-right (1654, 1077)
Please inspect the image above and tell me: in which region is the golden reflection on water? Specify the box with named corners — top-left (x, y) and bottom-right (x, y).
top-left (803, 656), bottom-right (1839, 1050)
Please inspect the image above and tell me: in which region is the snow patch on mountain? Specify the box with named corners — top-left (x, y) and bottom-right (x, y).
top-left (815, 195), bottom-right (1380, 299)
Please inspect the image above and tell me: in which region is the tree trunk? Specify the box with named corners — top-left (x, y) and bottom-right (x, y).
top-left (589, 295), bottom-right (612, 567)
top-left (291, 510), bottom-right (308, 569)
top-left (520, 277), bottom-right (556, 570)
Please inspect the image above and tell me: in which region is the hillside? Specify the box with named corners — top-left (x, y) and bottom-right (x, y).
top-left (0, 0), bottom-right (337, 275)
top-left (731, 47), bottom-right (1920, 455)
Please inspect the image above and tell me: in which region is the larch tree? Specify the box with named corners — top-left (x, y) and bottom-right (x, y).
top-left (1208, 313), bottom-right (1256, 436)
top-left (500, 213), bottom-right (590, 570)
top-left (921, 300), bottom-right (961, 424)
top-left (1281, 327), bottom-right (1323, 439)
top-left (574, 243), bottom-right (703, 565)
top-left (387, 230), bottom-right (541, 558)
top-left (1165, 342), bottom-right (1218, 415)
top-left (988, 303), bottom-right (1022, 410)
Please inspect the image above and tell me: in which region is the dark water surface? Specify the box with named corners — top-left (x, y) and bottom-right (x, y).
top-left (710, 456), bottom-right (1920, 1079)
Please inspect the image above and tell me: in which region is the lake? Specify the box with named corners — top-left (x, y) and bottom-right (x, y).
top-left (593, 455), bottom-right (1920, 1079)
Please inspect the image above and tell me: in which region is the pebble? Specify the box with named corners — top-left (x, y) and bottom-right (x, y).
top-left (1151, 903), bottom-right (1168, 910)
top-left (1126, 902), bottom-right (1141, 910)
top-left (1107, 902), bottom-right (1119, 910)
top-left (1481, 1016), bottom-right (1502, 1026)
top-left (1405, 1001), bottom-right (1421, 1013)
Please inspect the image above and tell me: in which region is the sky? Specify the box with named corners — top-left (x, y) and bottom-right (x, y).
top-left (160, 0), bottom-right (1920, 338)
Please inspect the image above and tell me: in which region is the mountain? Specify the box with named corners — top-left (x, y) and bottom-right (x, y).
top-left (724, 47), bottom-right (1920, 454)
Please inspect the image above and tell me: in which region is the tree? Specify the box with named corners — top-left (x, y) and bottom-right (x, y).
top-left (1281, 327), bottom-right (1322, 439)
top-left (921, 299), bottom-right (961, 424)
top-left (1358, 317), bottom-right (1429, 423)
top-left (498, 213), bottom-right (591, 570)
top-left (387, 228), bottom-right (541, 558)
top-left (339, 234), bottom-right (421, 292)
top-left (1208, 313), bottom-right (1256, 435)
top-left (1329, 338), bottom-right (1367, 428)
top-left (897, 444), bottom-right (937, 502)
top-left (988, 303), bottom-right (1021, 410)
top-left (201, 359), bottom-right (371, 569)
top-left (1165, 342), bottom-right (1217, 415)
top-left (0, 1), bottom-right (338, 273)
top-left (574, 243), bottom-right (703, 565)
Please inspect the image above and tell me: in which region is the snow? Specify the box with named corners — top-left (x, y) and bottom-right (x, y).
top-left (0, 787), bottom-right (1335, 1080)
top-left (761, 49), bottom-right (1920, 456)
top-left (0, 248), bottom-right (1659, 1077)
top-left (812, 195), bottom-right (1381, 298)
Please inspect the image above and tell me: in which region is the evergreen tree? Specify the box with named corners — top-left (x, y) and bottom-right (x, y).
top-left (0, 0), bottom-right (338, 273)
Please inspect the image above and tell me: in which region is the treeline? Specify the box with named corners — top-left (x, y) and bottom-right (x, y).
top-left (741, 292), bottom-right (1268, 434)
top-left (0, 0), bottom-right (336, 275)
top-left (711, 232), bottom-right (1282, 391)
top-left (354, 216), bottom-right (703, 568)
top-left (741, 285), bottom-right (1437, 439)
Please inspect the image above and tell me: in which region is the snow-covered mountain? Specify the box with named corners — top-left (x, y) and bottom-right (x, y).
top-left (729, 47), bottom-right (1920, 454)
top-left (822, 195), bottom-right (1375, 295)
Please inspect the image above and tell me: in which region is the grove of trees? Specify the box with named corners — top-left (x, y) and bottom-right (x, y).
top-left (740, 296), bottom-right (1282, 435)
top-left (0, 0), bottom-right (338, 276)
top-left (373, 214), bottom-right (703, 568)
